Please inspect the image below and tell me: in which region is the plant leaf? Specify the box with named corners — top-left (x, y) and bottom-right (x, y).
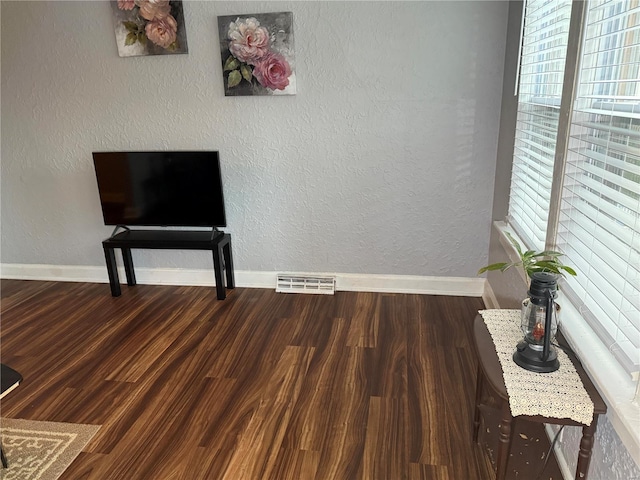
top-left (125, 32), bottom-right (138, 46)
top-left (240, 64), bottom-right (253, 82)
top-left (227, 70), bottom-right (242, 88)
top-left (224, 56), bottom-right (240, 71)
top-left (478, 263), bottom-right (510, 275)
top-left (560, 265), bottom-right (577, 276)
top-left (532, 261), bottom-right (566, 275)
top-left (137, 32), bottom-right (147, 45)
top-left (531, 260), bottom-right (559, 268)
top-left (533, 250), bottom-right (563, 258)
top-left (123, 21), bottom-right (139, 32)
top-left (505, 232), bottom-right (523, 256)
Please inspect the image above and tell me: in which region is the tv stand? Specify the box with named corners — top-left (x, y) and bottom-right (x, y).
top-left (102, 229), bottom-right (234, 300)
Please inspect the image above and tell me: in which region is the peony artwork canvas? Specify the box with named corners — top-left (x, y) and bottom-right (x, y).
top-left (217, 12), bottom-right (296, 96)
top-left (111, 0), bottom-right (188, 57)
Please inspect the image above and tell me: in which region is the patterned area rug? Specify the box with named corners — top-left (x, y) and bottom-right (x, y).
top-left (0, 418), bottom-right (100, 480)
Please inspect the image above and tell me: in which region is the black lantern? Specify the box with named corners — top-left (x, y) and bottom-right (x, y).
top-left (513, 272), bottom-right (560, 373)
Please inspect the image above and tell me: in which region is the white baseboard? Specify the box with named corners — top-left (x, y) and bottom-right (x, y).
top-left (482, 281), bottom-right (500, 308)
top-left (0, 263), bottom-right (485, 297)
top-left (335, 272), bottom-right (484, 296)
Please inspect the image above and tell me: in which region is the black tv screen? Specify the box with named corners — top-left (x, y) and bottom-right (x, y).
top-left (92, 151), bottom-right (226, 227)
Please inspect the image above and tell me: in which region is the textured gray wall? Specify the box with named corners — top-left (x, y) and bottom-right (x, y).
top-left (1, 1), bottom-right (506, 277)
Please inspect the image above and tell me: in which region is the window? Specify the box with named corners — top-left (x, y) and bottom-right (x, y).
top-left (558, 0), bottom-right (640, 375)
top-left (508, 0), bottom-right (572, 251)
top-left (508, 0), bottom-right (640, 377)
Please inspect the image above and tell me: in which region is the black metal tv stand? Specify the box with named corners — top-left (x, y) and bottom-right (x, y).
top-left (102, 228), bottom-right (235, 300)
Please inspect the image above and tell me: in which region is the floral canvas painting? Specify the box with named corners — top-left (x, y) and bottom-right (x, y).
top-left (218, 12), bottom-right (296, 96)
top-left (111, 0), bottom-right (188, 57)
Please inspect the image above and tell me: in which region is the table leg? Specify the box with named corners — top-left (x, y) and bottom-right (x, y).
top-left (103, 247), bottom-right (121, 297)
top-left (212, 245), bottom-right (225, 300)
top-left (576, 416), bottom-right (598, 480)
top-left (122, 248), bottom-right (136, 286)
top-left (473, 364), bottom-right (484, 443)
top-left (496, 402), bottom-right (514, 480)
top-left (223, 236), bottom-right (235, 289)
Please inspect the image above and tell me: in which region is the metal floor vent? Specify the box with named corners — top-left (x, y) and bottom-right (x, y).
top-left (276, 274), bottom-right (336, 295)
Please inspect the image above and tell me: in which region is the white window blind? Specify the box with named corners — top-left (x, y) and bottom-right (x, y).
top-left (508, 0), bottom-right (573, 251)
top-left (557, 0), bottom-right (640, 375)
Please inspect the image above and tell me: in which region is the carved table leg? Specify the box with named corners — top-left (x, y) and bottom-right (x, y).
top-left (496, 402), bottom-right (513, 480)
top-left (576, 416), bottom-right (598, 479)
top-left (473, 364), bottom-right (483, 443)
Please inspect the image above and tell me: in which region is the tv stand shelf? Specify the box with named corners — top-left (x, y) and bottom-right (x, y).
top-left (102, 229), bottom-right (234, 299)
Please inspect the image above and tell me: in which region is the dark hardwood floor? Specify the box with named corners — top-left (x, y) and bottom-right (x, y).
top-left (0, 280), bottom-right (561, 479)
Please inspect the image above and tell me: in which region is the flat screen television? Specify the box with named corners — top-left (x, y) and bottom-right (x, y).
top-left (92, 151), bottom-right (226, 227)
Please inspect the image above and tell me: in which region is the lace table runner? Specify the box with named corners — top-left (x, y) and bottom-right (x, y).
top-left (479, 309), bottom-right (594, 425)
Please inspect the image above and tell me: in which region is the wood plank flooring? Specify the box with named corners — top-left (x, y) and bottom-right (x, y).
top-left (0, 280), bottom-right (558, 479)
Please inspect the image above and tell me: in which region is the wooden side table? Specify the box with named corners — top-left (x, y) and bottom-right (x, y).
top-left (1, 364), bottom-right (23, 468)
top-left (472, 315), bottom-right (607, 480)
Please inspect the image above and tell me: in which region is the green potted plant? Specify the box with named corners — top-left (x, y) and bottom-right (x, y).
top-left (480, 232), bottom-right (577, 362)
top-left (478, 232), bottom-right (577, 281)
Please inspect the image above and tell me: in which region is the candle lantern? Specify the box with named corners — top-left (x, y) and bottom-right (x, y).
top-left (513, 272), bottom-right (560, 373)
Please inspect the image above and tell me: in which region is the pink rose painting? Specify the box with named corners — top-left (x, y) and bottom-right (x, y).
top-left (111, 0), bottom-right (188, 57)
top-left (218, 12), bottom-right (296, 96)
